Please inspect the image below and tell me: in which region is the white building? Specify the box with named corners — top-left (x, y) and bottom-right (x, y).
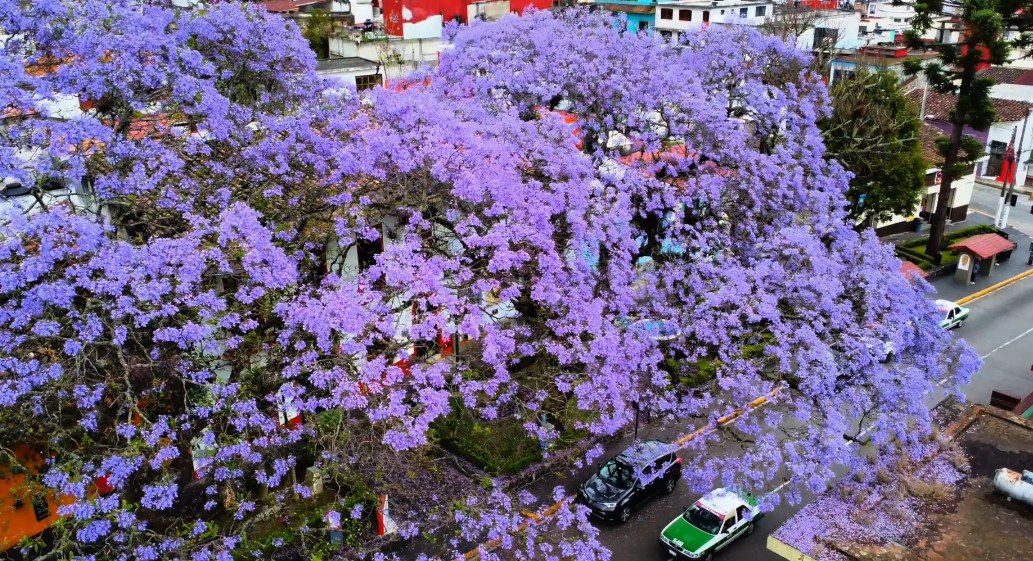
top-left (315, 57), bottom-right (383, 90)
top-left (873, 122), bottom-right (975, 236)
top-left (909, 88), bottom-right (1033, 185)
top-left (654, 0), bottom-right (776, 38)
top-left (655, 1), bottom-right (861, 51)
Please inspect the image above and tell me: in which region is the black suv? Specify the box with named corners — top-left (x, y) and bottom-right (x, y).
top-left (576, 440), bottom-right (682, 523)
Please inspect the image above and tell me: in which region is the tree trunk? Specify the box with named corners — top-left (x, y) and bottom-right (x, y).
top-left (924, 42), bottom-right (979, 261)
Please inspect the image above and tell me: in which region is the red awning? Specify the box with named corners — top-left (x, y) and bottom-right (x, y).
top-left (947, 233), bottom-right (1016, 260)
top-left (900, 260), bottom-right (928, 280)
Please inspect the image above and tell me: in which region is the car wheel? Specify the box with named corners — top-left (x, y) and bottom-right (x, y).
top-left (618, 506), bottom-right (631, 523)
top-left (664, 477), bottom-right (677, 495)
top-left (956, 319), bottom-right (964, 329)
top-left (746, 522), bottom-right (755, 536)
top-left (701, 552), bottom-right (714, 561)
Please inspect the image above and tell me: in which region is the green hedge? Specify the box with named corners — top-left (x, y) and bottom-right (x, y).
top-left (897, 224), bottom-right (998, 269)
top-left (434, 400), bottom-right (543, 475)
top-left (899, 224), bottom-right (998, 250)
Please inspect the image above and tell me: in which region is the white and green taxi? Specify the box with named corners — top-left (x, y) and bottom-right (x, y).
top-left (936, 299), bottom-right (970, 330)
top-left (659, 488), bottom-right (762, 560)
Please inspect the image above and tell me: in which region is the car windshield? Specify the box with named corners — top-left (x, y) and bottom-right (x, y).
top-left (683, 504), bottom-right (723, 535)
top-left (598, 459), bottom-right (634, 489)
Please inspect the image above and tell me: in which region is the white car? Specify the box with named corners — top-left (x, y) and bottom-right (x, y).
top-left (936, 299), bottom-right (970, 330)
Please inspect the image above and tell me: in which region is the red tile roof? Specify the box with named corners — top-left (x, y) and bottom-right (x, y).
top-left (918, 121), bottom-right (948, 166)
top-left (947, 233), bottom-right (1017, 259)
top-left (978, 66), bottom-right (1033, 86)
top-left (906, 89), bottom-right (1033, 123)
top-left (900, 260), bottom-right (928, 280)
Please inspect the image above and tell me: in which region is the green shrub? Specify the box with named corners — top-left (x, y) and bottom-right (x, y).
top-left (899, 224), bottom-right (999, 252)
top-left (433, 400), bottom-right (543, 475)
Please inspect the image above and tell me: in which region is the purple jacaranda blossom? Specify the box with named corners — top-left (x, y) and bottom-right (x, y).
top-left (0, 3), bottom-right (979, 561)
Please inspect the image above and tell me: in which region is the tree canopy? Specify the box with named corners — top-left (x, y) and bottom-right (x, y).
top-left (820, 69), bottom-right (927, 228)
top-left (0, 4), bottom-right (977, 560)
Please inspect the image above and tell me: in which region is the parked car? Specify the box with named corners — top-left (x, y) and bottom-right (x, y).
top-left (576, 440), bottom-right (681, 523)
top-left (659, 488), bottom-right (763, 561)
top-left (936, 299), bottom-right (970, 330)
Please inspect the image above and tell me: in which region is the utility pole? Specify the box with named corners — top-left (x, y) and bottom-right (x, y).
top-left (1001, 110), bottom-right (1031, 229)
top-left (995, 126), bottom-right (1018, 227)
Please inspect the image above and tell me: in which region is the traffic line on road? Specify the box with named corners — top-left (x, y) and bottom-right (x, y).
top-left (981, 324), bottom-right (1033, 359)
top-left (955, 266), bottom-right (1033, 305)
top-left (455, 388), bottom-right (781, 561)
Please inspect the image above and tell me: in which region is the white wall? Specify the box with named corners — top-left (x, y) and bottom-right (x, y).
top-left (872, 165), bottom-right (976, 232)
top-left (329, 35), bottom-right (443, 81)
top-left (796, 10), bottom-right (861, 50)
top-left (350, 0), bottom-right (376, 21)
top-left (655, 2), bottom-right (774, 33)
top-left (468, 0), bottom-right (512, 22)
top-left (982, 119), bottom-right (1033, 181)
top-left (317, 68), bottom-right (375, 90)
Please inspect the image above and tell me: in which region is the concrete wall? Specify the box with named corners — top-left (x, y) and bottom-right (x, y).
top-left (796, 10), bottom-right (861, 50)
top-left (872, 166), bottom-right (975, 235)
top-left (329, 35), bottom-right (443, 80)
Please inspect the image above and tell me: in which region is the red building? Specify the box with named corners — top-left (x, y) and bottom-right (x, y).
top-left (381, 0), bottom-right (553, 38)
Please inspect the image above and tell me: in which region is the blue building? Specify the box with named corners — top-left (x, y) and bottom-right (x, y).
top-left (592, 1), bottom-right (660, 34)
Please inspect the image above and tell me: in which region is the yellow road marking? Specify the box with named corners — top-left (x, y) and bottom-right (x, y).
top-left (956, 267), bottom-right (1033, 305)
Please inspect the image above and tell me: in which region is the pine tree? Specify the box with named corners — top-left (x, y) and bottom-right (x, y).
top-left (905, 0), bottom-right (1025, 261)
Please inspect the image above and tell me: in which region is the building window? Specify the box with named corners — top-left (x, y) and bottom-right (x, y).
top-left (755, 5), bottom-right (766, 16)
top-left (355, 73), bottom-right (381, 91)
top-left (661, 7), bottom-right (674, 19)
top-left (740, 7), bottom-right (748, 17)
top-left (703, 10), bottom-right (710, 22)
top-left (720, 9), bottom-right (725, 14)
top-left (638, 20), bottom-right (649, 31)
top-left (679, 9), bottom-right (692, 20)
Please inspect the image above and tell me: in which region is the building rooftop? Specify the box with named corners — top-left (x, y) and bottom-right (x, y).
top-left (906, 89), bottom-right (1033, 123)
top-left (978, 66), bottom-right (1033, 86)
top-left (918, 121), bottom-right (948, 166)
top-left (259, 0), bottom-right (327, 13)
top-left (768, 402), bottom-right (1033, 561)
top-left (315, 57), bottom-right (379, 74)
top-left (947, 232), bottom-right (1016, 260)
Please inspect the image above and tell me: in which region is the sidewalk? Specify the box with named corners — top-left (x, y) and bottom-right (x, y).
top-left (881, 212), bottom-right (1033, 303)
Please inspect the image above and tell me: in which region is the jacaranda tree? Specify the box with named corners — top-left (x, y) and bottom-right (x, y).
top-left (0, 3), bottom-right (978, 561)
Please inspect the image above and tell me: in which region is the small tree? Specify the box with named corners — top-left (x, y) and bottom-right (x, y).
top-left (302, 10), bottom-right (333, 59)
top-left (906, 0), bottom-right (1026, 260)
top-left (820, 68), bottom-right (928, 229)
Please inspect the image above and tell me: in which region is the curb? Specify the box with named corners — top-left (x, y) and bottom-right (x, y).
top-left (955, 266), bottom-right (1033, 305)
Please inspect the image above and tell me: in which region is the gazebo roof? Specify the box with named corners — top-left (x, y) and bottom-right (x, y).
top-left (947, 233), bottom-right (1016, 260)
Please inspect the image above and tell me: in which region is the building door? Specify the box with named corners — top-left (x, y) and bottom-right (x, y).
top-left (986, 140), bottom-right (1007, 177)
